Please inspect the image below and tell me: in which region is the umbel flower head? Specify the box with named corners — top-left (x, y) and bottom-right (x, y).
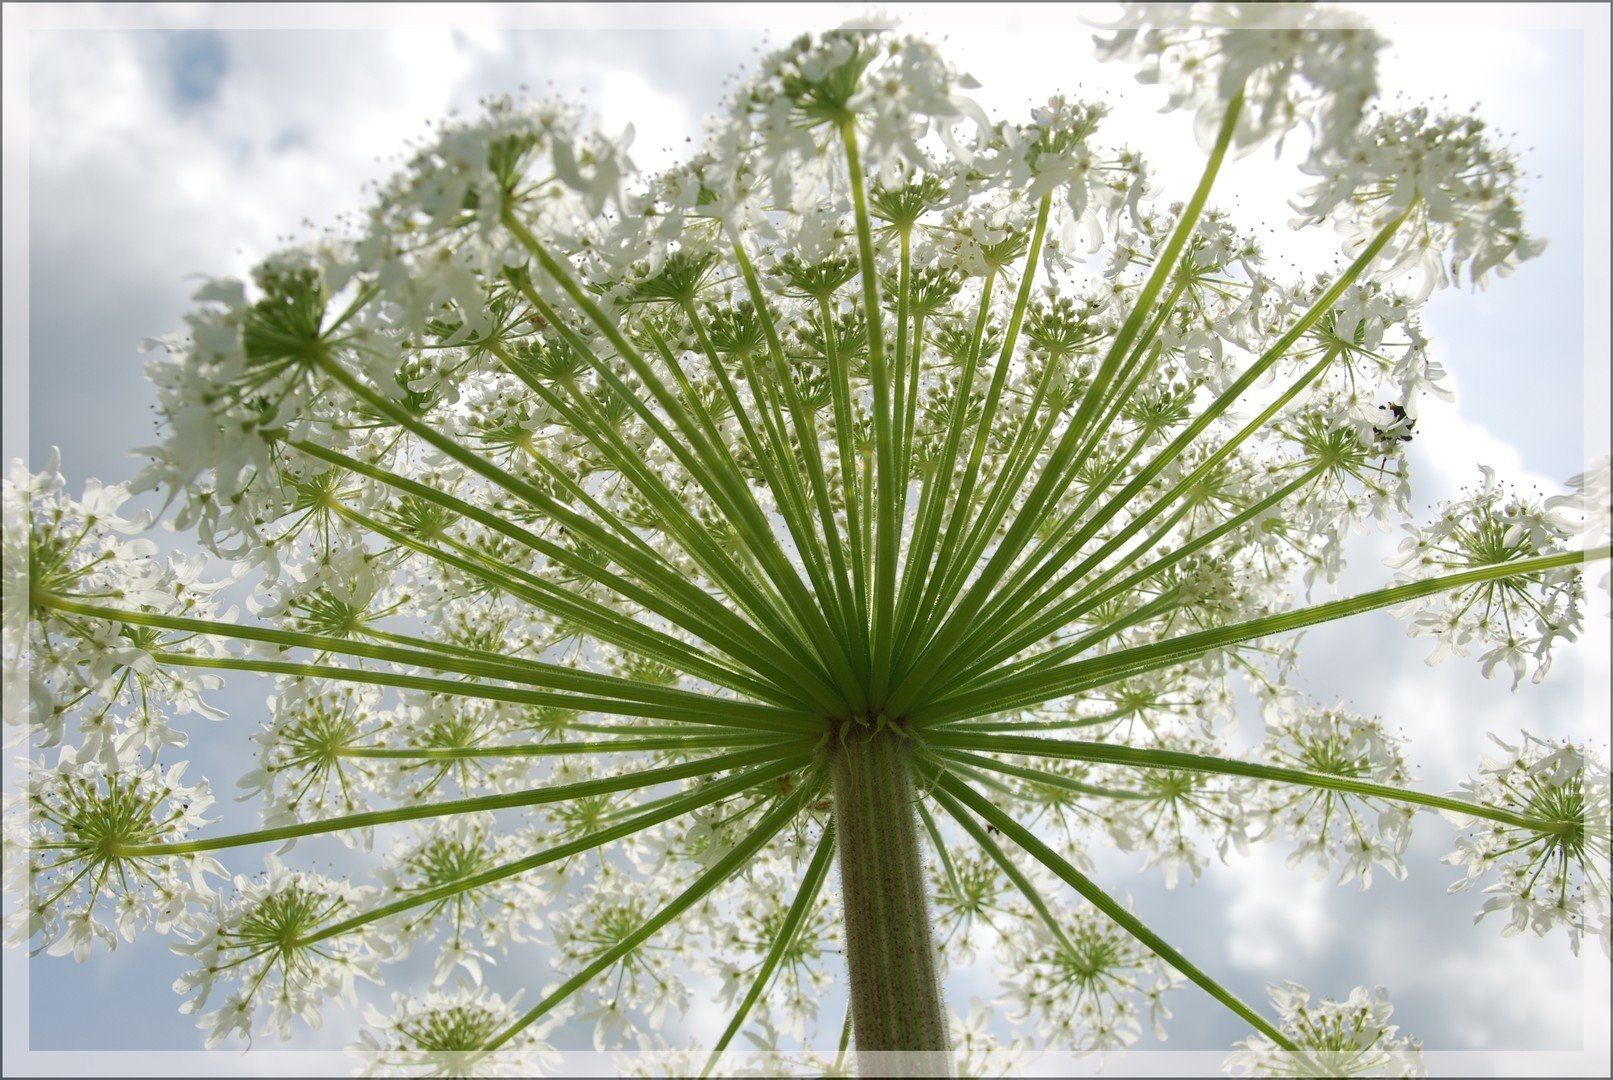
top-left (1224, 982), bottom-right (1426, 1077)
top-left (3, 750), bottom-right (219, 959)
top-left (1443, 732), bottom-right (1611, 957)
top-left (350, 987), bottom-right (563, 1077)
top-left (4, 3), bottom-right (1609, 1075)
top-left (1247, 699), bottom-right (1415, 888)
top-left (1388, 467), bottom-right (1585, 687)
top-left (1095, 1), bottom-right (1385, 160)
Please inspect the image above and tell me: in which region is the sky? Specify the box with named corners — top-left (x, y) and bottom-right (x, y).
top-left (3, 3), bottom-right (1610, 1075)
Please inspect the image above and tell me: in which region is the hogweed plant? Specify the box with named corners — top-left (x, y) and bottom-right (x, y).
top-left (4, 5), bottom-right (1612, 1076)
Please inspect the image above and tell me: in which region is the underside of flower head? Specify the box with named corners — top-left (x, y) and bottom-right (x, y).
top-left (4, 3), bottom-right (1608, 1073)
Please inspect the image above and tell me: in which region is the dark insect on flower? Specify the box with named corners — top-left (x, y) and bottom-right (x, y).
top-left (1372, 402), bottom-right (1416, 446)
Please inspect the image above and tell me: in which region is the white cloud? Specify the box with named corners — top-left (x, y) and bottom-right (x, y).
top-left (594, 69), bottom-right (693, 172)
top-left (1217, 847), bottom-right (1337, 971)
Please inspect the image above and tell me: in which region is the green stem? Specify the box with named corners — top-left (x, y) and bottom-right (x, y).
top-left (340, 504), bottom-right (794, 708)
top-left (905, 197), bottom-right (1052, 673)
top-left (841, 119), bottom-right (899, 707)
top-left (310, 356), bottom-right (830, 703)
top-left (832, 729), bottom-right (951, 1075)
top-left (335, 734), bottom-right (777, 758)
top-left (508, 254), bottom-right (794, 612)
top-left (298, 753), bottom-right (805, 946)
top-left (819, 292), bottom-right (872, 650)
top-left (700, 825), bottom-right (837, 1078)
top-left (485, 763), bottom-right (825, 1049)
top-left (286, 437), bottom-right (845, 714)
top-left (926, 737), bottom-right (1547, 830)
top-left (507, 287), bottom-right (843, 690)
top-left (930, 783), bottom-right (1076, 952)
top-left (958, 216), bottom-right (1399, 669)
top-left (730, 239), bottom-right (862, 665)
top-left (922, 760), bottom-right (1297, 1051)
top-left (121, 743), bottom-right (815, 856)
top-left (885, 92), bottom-right (1246, 717)
top-left (501, 218), bottom-right (865, 705)
top-left (1024, 464), bottom-right (1326, 652)
top-left (488, 334), bottom-right (812, 654)
top-left (316, 355), bottom-right (670, 589)
top-left (891, 266), bottom-right (998, 643)
top-left (39, 595), bottom-right (813, 733)
top-left (945, 343), bottom-right (1337, 687)
top-left (940, 750), bottom-right (1150, 801)
top-left (666, 302), bottom-right (828, 626)
top-left (891, 228), bottom-right (915, 552)
top-left (917, 546), bottom-right (1612, 724)
top-left (912, 272), bottom-right (1182, 683)
top-left (154, 649), bottom-right (806, 733)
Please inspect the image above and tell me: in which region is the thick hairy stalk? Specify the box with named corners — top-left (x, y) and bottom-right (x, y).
top-left (831, 728), bottom-right (950, 1075)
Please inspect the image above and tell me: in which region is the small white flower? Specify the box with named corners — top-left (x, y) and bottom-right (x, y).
top-left (999, 902), bottom-right (1181, 1052)
top-left (172, 858), bottom-right (384, 1045)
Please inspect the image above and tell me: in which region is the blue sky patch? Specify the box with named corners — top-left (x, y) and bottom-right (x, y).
top-left (163, 30), bottom-right (228, 106)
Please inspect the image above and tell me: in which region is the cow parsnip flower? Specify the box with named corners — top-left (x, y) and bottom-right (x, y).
top-left (1248, 701), bottom-right (1415, 888)
top-left (1293, 108), bottom-right (1547, 297)
top-left (1095, 1), bottom-right (1384, 160)
top-left (3, 751), bottom-right (220, 958)
top-left (5, 453), bottom-right (229, 762)
top-left (350, 987), bottom-right (563, 1077)
top-left (374, 814), bottom-right (549, 987)
top-left (1224, 982), bottom-right (1425, 1077)
top-left (1388, 468), bottom-right (1585, 686)
top-left (999, 902), bottom-right (1180, 1051)
top-left (4, 4), bottom-right (1609, 1076)
top-left (171, 857), bottom-right (386, 1047)
top-left (1443, 732), bottom-right (1611, 957)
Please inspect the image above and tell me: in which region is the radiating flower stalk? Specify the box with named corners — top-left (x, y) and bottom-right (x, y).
top-left (3, 5), bottom-right (1611, 1077)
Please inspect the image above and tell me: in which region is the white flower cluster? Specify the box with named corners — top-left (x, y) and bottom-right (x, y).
top-left (2, 752), bottom-right (219, 959)
top-left (1095, 2), bottom-right (1384, 160)
top-left (1105, 734), bottom-right (1252, 890)
top-left (738, 28), bottom-right (988, 192)
top-left (172, 856), bottom-right (385, 1047)
top-left (1292, 281), bottom-right (1445, 497)
top-left (1388, 467), bottom-right (1585, 687)
top-left (999, 903), bottom-right (1181, 1052)
top-left (4, 454), bottom-right (230, 766)
top-left (701, 857), bottom-right (839, 1044)
top-left (1294, 107), bottom-right (1546, 296)
top-left (541, 863), bottom-right (695, 1049)
top-left (1249, 701), bottom-right (1415, 888)
top-left (1225, 982), bottom-right (1425, 1077)
top-left (349, 987), bottom-right (562, 1077)
top-left (930, 847), bottom-right (1022, 965)
top-left (375, 815), bottom-right (550, 987)
top-left (1443, 732), bottom-right (1611, 956)
top-left (983, 670), bottom-right (1251, 892)
top-left (236, 680), bottom-right (392, 824)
